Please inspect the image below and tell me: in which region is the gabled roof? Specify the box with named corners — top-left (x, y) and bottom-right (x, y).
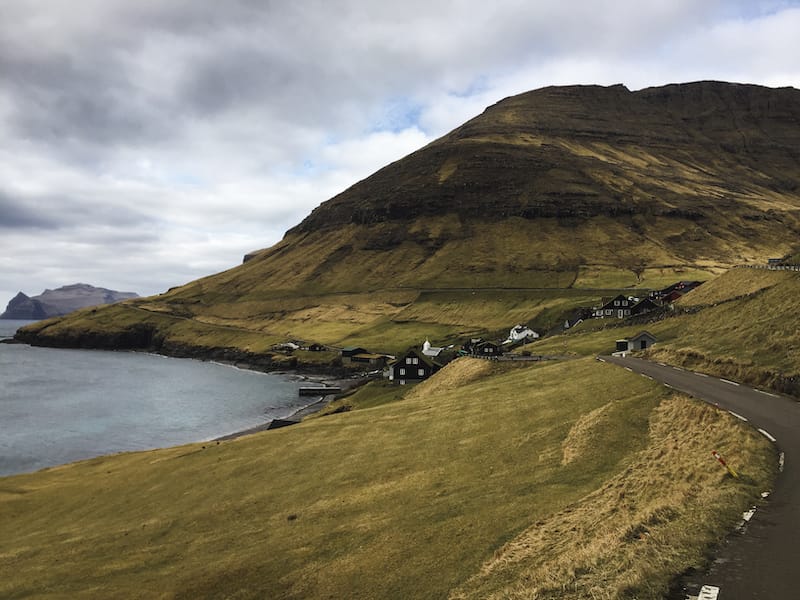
top-left (341, 346), bottom-right (370, 357)
top-left (630, 330), bottom-right (657, 342)
top-left (597, 294), bottom-right (630, 310)
top-left (631, 297), bottom-right (660, 310)
top-left (389, 347), bottom-right (443, 369)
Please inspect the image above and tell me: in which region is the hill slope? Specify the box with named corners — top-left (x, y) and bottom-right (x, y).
top-left (255, 80), bottom-right (800, 292)
top-left (0, 358), bottom-right (774, 599)
top-left (16, 81), bottom-right (800, 355)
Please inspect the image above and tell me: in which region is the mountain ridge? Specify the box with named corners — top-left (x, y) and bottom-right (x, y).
top-left (1, 283), bottom-right (139, 320)
top-left (287, 81), bottom-right (800, 236)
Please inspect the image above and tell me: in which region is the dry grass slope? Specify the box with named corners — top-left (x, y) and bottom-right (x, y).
top-left (451, 395), bottom-right (776, 600)
top-left (0, 358), bottom-right (775, 600)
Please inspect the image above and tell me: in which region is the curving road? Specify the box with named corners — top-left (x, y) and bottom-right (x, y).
top-left (602, 355), bottom-right (800, 600)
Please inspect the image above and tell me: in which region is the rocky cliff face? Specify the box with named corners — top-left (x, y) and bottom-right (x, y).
top-left (289, 82), bottom-right (800, 235)
top-left (1, 284), bottom-right (139, 319)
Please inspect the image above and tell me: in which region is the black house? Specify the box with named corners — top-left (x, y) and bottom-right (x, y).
top-left (388, 348), bottom-right (442, 385)
top-left (630, 297), bottom-right (660, 316)
top-left (475, 341), bottom-right (502, 358)
top-left (594, 294), bottom-right (634, 319)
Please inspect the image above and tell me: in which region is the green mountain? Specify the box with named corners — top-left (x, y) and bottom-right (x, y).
top-left (17, 81), bottom-right (800, 358)
top-left (251, 80), bottom-right (800, 291)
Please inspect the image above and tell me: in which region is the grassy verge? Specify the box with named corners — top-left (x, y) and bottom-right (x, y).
top-left (0, 358), bottom-right (774, 599)
top-left (452, 393), bottom-right (776, 599)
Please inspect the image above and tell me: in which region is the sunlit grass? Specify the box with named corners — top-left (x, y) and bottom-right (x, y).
top-left (1, 358), bottom-right (774, 599)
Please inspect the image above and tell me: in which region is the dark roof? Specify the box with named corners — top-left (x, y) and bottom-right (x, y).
top-left (390, 347), bottom-right (443, 369)
top-left (631, 297), bottom-right (660, 311)
top-left (597, 294), bottom-right (630, 310)
top-left (630, 330), bottom-right (657, 341)
top-left (341, 346), bottom-right (369, 356)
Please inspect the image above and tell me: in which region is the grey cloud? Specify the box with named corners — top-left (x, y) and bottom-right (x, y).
top-left (0, 188), bottom-right (156, 232)
top-left (0, 191), bottom-right (60, 229)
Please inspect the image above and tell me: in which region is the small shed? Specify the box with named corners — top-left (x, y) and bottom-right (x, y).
top-left (341, 346), bottom-right (368, 357)
top-left (349, 353), bottom-right (391, 367)
top-left (341, 346), bottom-right (369, 364)
top-left (617, 331), bottom-right (657, 352)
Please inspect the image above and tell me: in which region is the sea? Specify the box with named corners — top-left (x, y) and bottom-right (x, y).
top-left (0, 320), bottom-right (311, 477)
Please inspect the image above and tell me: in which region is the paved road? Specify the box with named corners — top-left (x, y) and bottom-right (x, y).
top-left (602, 355), bottom-right (800, 600)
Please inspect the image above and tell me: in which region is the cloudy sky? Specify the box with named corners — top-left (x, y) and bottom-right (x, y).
top-left (1, 1), bottom-right (799, 305)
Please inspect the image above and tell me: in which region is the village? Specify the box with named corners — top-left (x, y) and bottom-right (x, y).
top-left (272, 280), bottom-right (702, 386)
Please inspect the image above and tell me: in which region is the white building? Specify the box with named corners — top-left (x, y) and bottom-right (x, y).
top-left (422, 339), bottom-right (444, 357)
top-left (505, 325), bottom-right (539, 344)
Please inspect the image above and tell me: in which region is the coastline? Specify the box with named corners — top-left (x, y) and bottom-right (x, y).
top-left (212, 374), bottom-right (364, 442)
top-left (0, 340), bottom-right (368, 478)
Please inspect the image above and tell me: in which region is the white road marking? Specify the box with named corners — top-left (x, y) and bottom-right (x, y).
top-left (658, 362), bottom-right (667, 366)
top-left (625, 367), bottom-right (633, 372)
top-left (756, 389), bottom-right (778, 397)
top-left (673, 366), bottom-right (684, 371)
top-left (597, 357), bottom-right (606, 362)
top-left (641, 374), bottom-right (653, 380)
top-left (728, 411), bottom-right (748, 422)
top-left (720, 378), bottom-right (740, 386)
top-left (664, 383), bottom-right (674, 389)
top-left (698, 585), bottom-right (720, 600)
top-left (696, 373), bottom-right (709, 378)
top-left (779, 452), bottom-right (785, 473)
top-left (758, 428), bottom-right (777, 443)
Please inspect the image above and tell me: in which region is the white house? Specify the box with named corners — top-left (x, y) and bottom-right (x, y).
top-left (422, 339), bottom-right (444, 357)
top-left (505, 325), bottom-right (539, 344)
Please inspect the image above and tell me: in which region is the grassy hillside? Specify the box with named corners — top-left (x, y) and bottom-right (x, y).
top-left (18, 286), bottom-right (625, 360)
top-left (0, 358), bottom-right (775, 599)
top-left (523, 268), bottom-right (800, 396)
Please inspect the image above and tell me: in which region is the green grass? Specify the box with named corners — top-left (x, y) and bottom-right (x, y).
top-left (311, 379), bottom-right (412, 416)
top-left (2, 357), bottom-right (773, 600)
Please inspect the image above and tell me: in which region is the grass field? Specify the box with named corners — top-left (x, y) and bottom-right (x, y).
top-left (0, 358), bottom-right (774, 599)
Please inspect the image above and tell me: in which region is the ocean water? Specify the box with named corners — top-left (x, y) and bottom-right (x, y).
top-left (0, 320), bottom-right (308, 477)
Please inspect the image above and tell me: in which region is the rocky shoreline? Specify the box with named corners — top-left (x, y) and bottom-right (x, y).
top-left (13, 322), bottom-right (358, 379)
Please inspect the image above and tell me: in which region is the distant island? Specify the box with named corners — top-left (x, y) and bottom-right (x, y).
top-left (1, 284), bottom-right (139, 320)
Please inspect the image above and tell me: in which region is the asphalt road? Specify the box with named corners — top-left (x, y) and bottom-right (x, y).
top-left (602, 355), bottom-right (800, 600)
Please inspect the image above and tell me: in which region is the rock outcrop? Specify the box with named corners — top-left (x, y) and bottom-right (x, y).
top-left (1, 292), bottom-right (48, 320)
